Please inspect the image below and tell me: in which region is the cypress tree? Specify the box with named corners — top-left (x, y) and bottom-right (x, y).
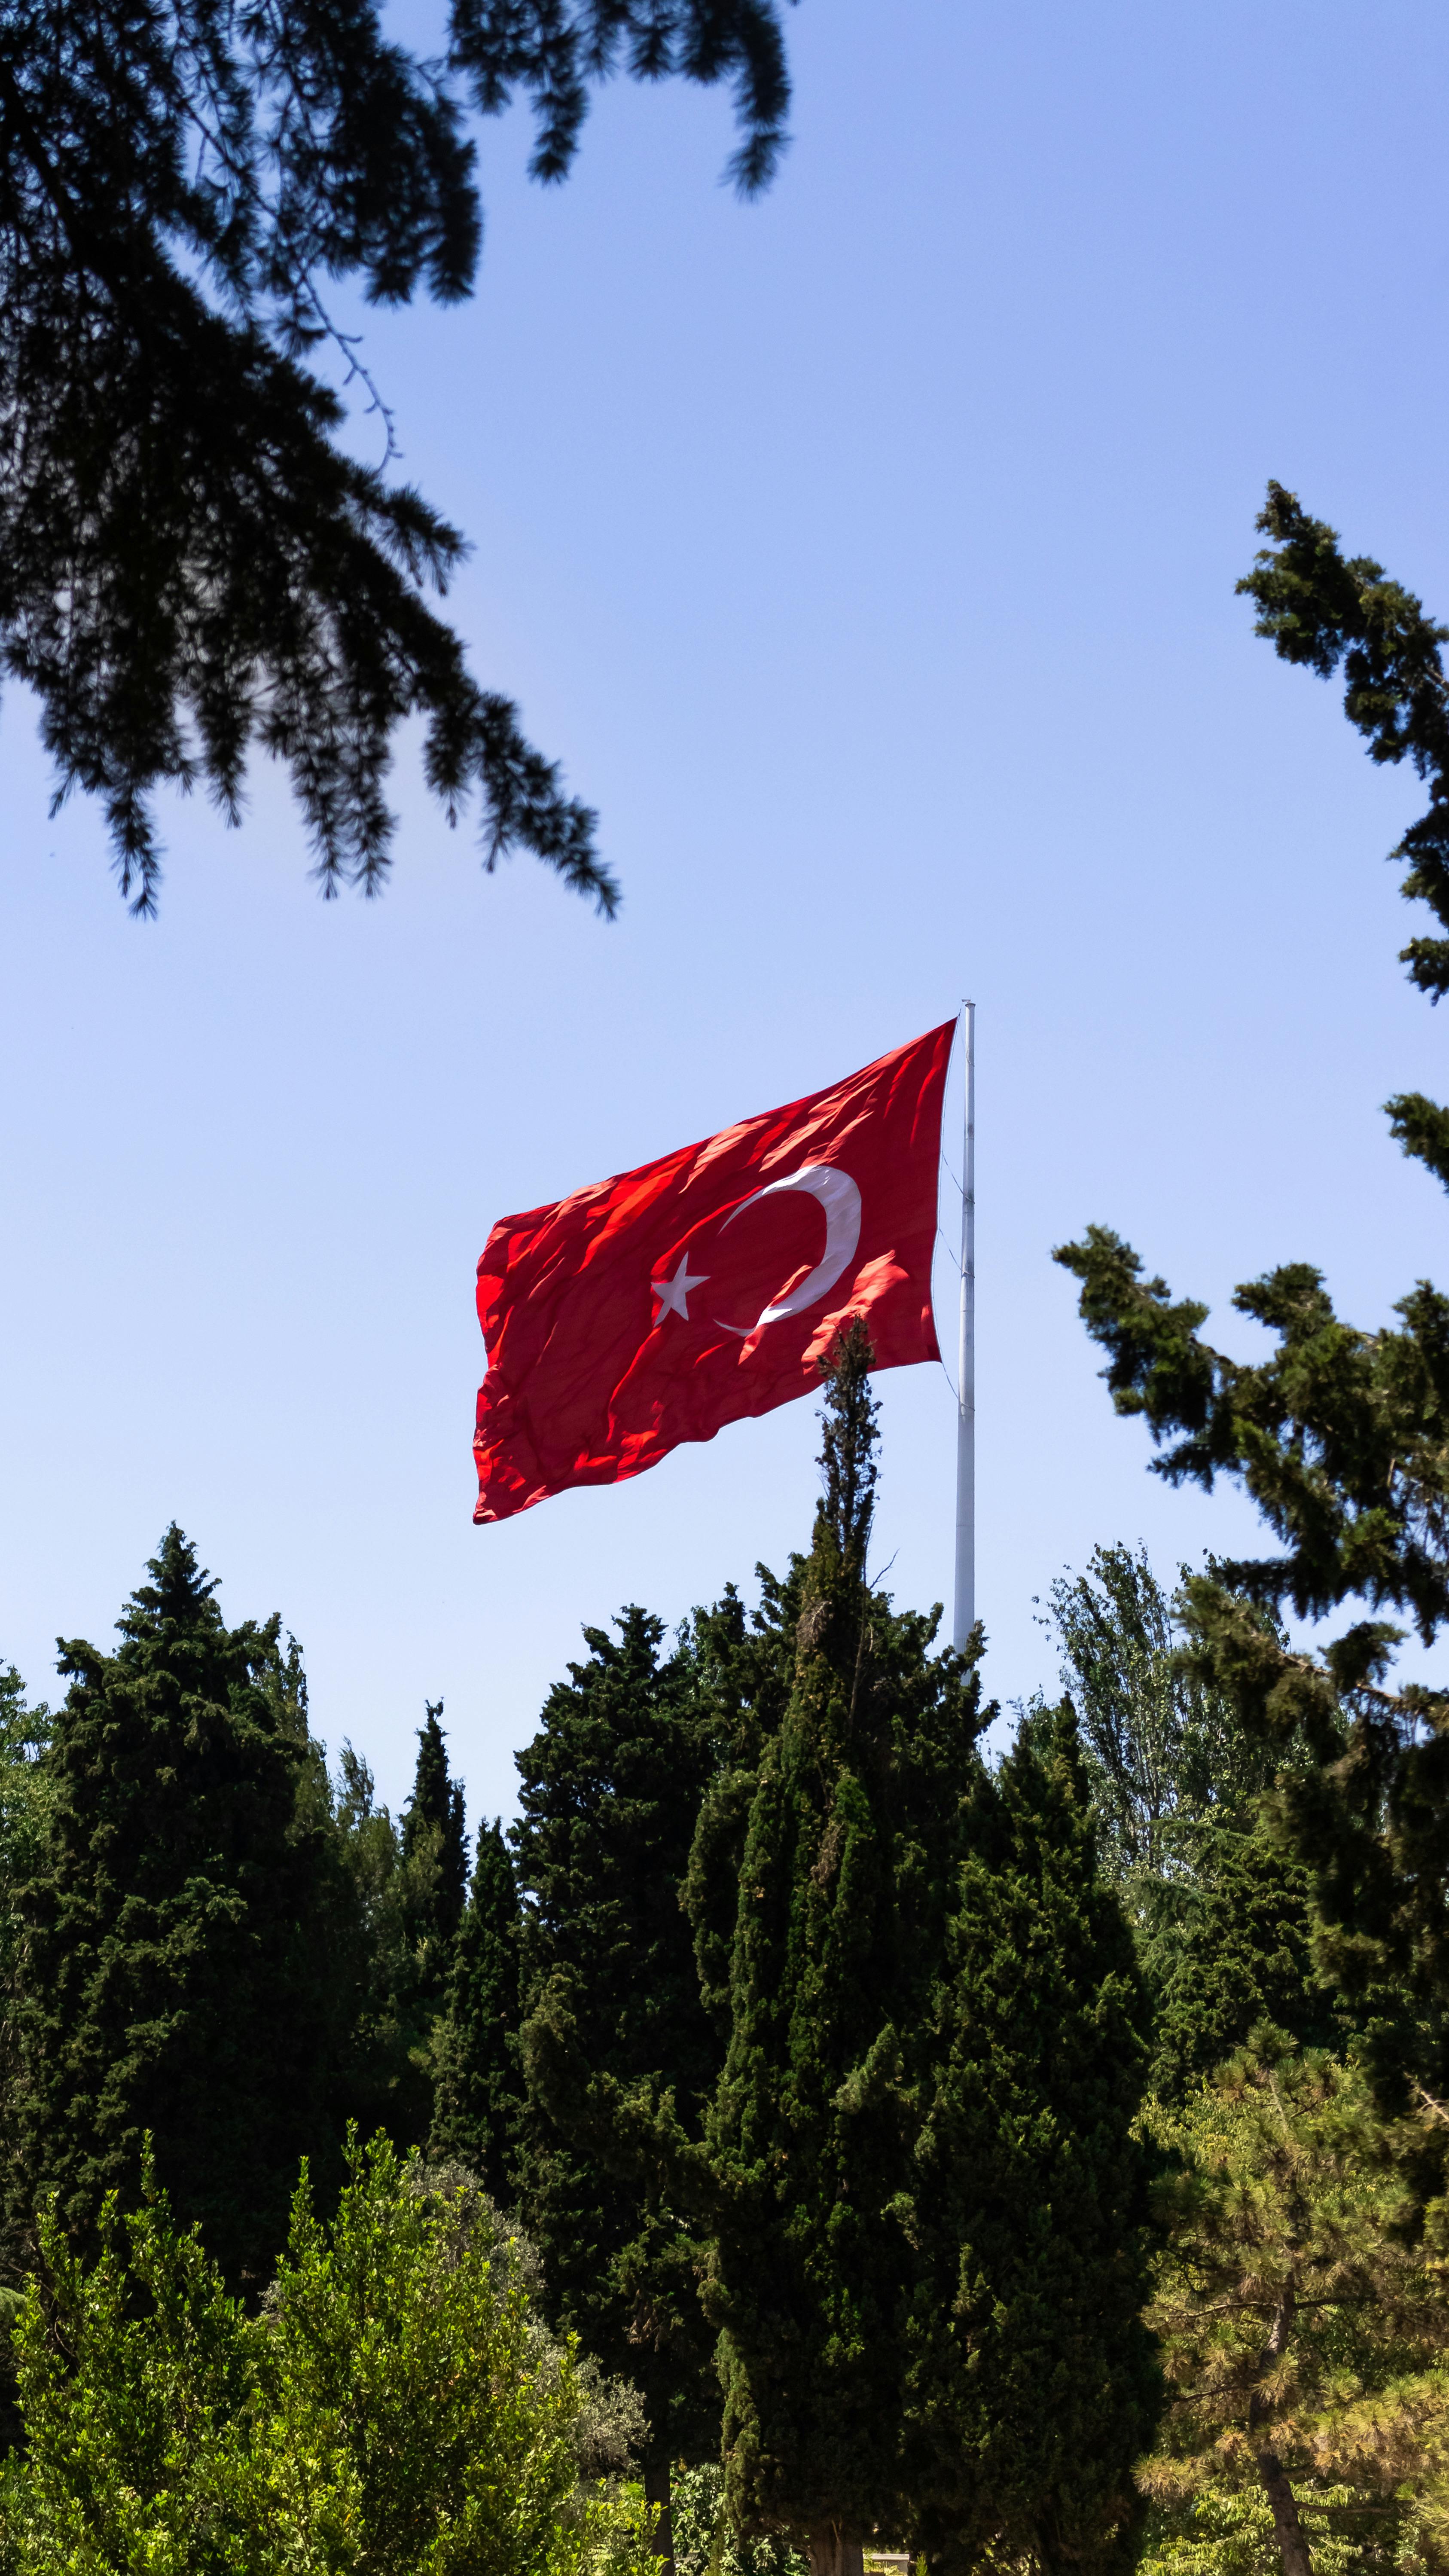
top-left (429, 1818), bottom-right (524, 2201)
top-left (702, 1331), bottom-right (1156, 2576)
top-left (702, 1327), bottom-right (979, 2573)
top-left (401, 1700), bottom-right (470, 2012)
top-left (10, 1527), bottom-right (334, 2288)
top-left (511, 1605), bottom-right (725, 2542)
top-left (900, 1706), bottom-right (1160, 2574)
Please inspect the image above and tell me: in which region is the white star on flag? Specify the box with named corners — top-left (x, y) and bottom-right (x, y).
top-left (652, 1252), bottom-right (708, 1322)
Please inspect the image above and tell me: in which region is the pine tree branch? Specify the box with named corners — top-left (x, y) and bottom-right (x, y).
top-left (1239, 482), bottom-right (1449, 1003)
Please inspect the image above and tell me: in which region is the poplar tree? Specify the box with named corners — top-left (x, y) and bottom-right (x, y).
top-left (1045, 1546), bottom-right (1339, 2098)
top-left (702, 1331), bottom-right (1156, 2576)
top-left (9, 1527), bottom-right (335, 2287)
top-left (430, 1817), bottom-right (524, 2201)
top-left (511, 1607), bottom-right (725, 2537)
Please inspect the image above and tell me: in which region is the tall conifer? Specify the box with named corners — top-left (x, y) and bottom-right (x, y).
top-left (1147, 1813), bottom-right (1337, 2101)
top-left (702, 1331), bottom-right (1156, 2576)
top-left (402, 1701), bottom-right (469, 1987)
top-left (702, 1329), bottom-right (983, 2573)
top-left (430, 1818), bottom-right (524, 2200)
top-left (511, 1606), bottom-right (725, 2542)
top-left (900, 1706), bottom-right (1160, 2572)
top-left (10, 1528), bottom-right (334, 2286)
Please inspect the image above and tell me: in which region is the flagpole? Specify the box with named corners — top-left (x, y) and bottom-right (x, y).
top-left (953, 1001), bottom-right (976, 1651)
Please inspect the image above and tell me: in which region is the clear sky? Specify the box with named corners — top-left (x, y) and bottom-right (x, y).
top-left (4, 0), bottom-right (1449, 1830)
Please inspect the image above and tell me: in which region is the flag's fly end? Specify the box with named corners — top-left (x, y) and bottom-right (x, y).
top-left (472, 1021), bottom-right (956, 1525)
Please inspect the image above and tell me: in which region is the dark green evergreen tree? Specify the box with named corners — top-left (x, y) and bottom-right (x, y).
top-left (0, 0), bottom-right (793, 908)
top-left (0, 1659), bottom-right (52, 2442)
top-left (9, 1528), bottom-right (336, 2288)
top-left (317, 1741), bottom-right (436, 2158)
top-left (900, 1705), bottom-right (1161, 2576)
top-left (702, 1329), bottom-right (1157, 2576)
top-left (402, 1700), bottom-right (469, 2004)
top-left (511, 1604), bottom-right (725, 2543)
top-left (429, 1817), bottom-right (524, 2201)
top-left (702, 1327), bottom-right (982, 2571)
top-left (1145, 1810), bottom-right (1337, 2100)
top-left (1056, 487), bottom-right (1449, 2140)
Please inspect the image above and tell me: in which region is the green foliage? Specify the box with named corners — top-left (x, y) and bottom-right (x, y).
top-left (1044, 1543), bottom-right (1271, 1890)
top-left (318, 1740), bottom-right (439, 2154)
top-left (401, 1700), bottom-right (469, 2011)
top-left (430, 1816), bottom-right (525, 2200)
top-left (9, 1528), bottom-right (340, 2289)
top-left (1139, 2037), bottom-right (1449, 2576)
top-left (702, 1328), bottom-right (1156, 2571)
top-left (703, 1334), bottom-right (982, 2551)
top-left (1050, 1227), bottom-right (1449, 1649)
top-left (1236, 481), bottom-right (1449, 1006)
top-left (512, 1603), bottom-right (725, 2474)
top-left (1141, 2482), bottom-right (1387, 2576)
top-left (683, 1569), bottom-right (803, 2041)
top-left (897, 1704), bottom-right (1161, 2576)
top-left (0, 1663), bottom-right (51, 1929)
top-left (1146, 1812), bottom-right (1336, 2103)
top-left (1055, 494), bottom-right (1449, 2129)
top-left (0, 2131), bottom-right (659, 2576)
top-left (1043, 1546), bottom-right (1338, 2099)
top-left (0, 1663), bottom-right (51, 2199)
top-left (671, 2462), bottom-right (808, 2576)
top-left (1, 0), bottom-right (795, 906)
top-left (1052, 1220), bottom-right (1449, 2106)
top-left (0, 2161), bottom-right (264, 2573)
top-left (0, 1662), bottom-right (53, 2429)
top-left (311, 1725), bottom-right (476, 2162)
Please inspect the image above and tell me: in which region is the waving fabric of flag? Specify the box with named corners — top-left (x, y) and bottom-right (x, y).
top-left (472, 1019), bottom-right (955, 1524)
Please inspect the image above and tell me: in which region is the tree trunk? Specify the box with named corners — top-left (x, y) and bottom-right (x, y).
top-left (644, 2460), bottom-right (674, 2576)
top-left (1254, 2445), bottom-right (1313, 2576)
top-left (807, 2524), bottom-right (866, 2576)
top-left (1248, 2279), bottom-right (1312, 2576)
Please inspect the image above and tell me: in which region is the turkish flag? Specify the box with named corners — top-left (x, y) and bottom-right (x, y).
top-left (473, 1019), bottom-right (955, 1524)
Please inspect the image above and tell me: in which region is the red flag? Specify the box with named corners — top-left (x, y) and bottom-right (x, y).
top-left (473, 1019), bottom-right (955, 1524)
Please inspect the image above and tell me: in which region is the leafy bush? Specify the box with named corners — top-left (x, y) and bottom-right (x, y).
top-left (0, 2131), bottom-right (656, 2576)
top-left (671, 2461), bottom-right (808, 2576)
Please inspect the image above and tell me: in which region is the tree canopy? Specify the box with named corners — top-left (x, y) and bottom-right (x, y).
top-left (1043, 1545), bottom-right (1340, 2100)
top-left (1139, 2037), bottom-right (1449, 2576)
top-left (0, 0), bottom-right (794, 909)
top-left (511, 1604), bottom-right (726, 2507)
top-left (1055, 487), bottom-right (1449, 2141)
top-left (702, 1329), bottom-right (1157, 2576)
top-left (8, 1526), bottom-right (339, 2290)
top-left (0, 2130), bottom-right (656, 2576)
top-left (430, 1816), bottom-right (525, 2203)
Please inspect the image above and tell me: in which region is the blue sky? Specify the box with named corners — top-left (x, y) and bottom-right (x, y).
top-left (4, 0), bottom-right (1449, 1827)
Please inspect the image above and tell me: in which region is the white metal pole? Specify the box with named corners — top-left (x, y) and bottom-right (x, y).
top-left (953, 1001), bottom-right (976, 1651)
